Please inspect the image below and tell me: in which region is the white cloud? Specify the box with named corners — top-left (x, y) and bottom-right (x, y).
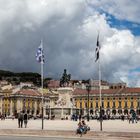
top-left (102, 30), bottom-right (135, 62)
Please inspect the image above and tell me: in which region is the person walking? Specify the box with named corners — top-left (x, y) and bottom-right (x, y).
top-left (18, 111), bottom-right (24, 128)
top-left (79, 114), bottom-right (82, 121)
top-left (18, 112), bottom-right (21, 128)
top-left (132, 111), bottom-right (137, 123)
top-left (23, 112), bottom-right (28, 128)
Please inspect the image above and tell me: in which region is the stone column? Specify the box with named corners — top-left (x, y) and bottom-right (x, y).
top-left (116, 109), bottom-right (118, 116)
top-left (21, 99), bottom-right (23, 112)
top-left (39, 101), bottom-right (42, 115)
top-left (0, 98), bottom-right (2, 115)
top-left (104, 109), bottom-right (106, 115)
top-left (122, 109), bottom-right (124, 115)
top-left (61, 106), bottom-right (64, 119)
top-left (10, 99), bottom-right (13, 116)
top-left (70, 107), bottom-right (73, 115)
top-left (43, 100), bottom-right (46, 116)
top-left (110, 109), bottom-right (112, 116)
top-left (34, 100), bottom-right (37, 115)
top-left (84, 108), bottom-right (86, 116)
top-left (49, 106), bottom-right (51, 119)
top-left (17, 99), bottom-right (21, 113)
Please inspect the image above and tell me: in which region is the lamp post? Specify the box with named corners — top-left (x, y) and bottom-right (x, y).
top-left (86, 84), bottom-right (91, 122)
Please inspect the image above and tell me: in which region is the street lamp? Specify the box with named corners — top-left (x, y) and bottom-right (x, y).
top-left (86, 84), bottom-right (91, 121)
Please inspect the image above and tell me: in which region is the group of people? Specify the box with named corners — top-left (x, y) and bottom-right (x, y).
top-left (128, 111), bottom-right (138, 123)
top-left (18, 111), bottom-right (28, 128)
top-left (71, 114), bottom-right (82, 121)
top-left (76, 119), bottom-right (90, 136)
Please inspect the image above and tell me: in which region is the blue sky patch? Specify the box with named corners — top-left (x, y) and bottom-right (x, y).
top-left (128, 67), bottom-right (140, 80)
top-left (104, 12), bottom-right (140, 36)
top-left (129, 67), bottom-right (140, 73)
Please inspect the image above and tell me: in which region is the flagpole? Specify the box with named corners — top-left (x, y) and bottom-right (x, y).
top-left (96, 31), bottom-right (102, 131)
top-left (98, 51), bottom-right (102, 131)
top-left (41, 40), bottom-right (44, 130)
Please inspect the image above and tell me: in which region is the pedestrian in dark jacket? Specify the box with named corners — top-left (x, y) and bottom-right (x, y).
top-left (18, 111), bottom-right (24, 128)
top-left (24, 113), bottom-right (28, 128)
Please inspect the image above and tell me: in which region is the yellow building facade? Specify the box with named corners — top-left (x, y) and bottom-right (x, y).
top-left (1, 85), bottom-right (140, 118)
top-left (73, 88), bottom-right (140, 116)
top-left (0, 89), bottom-right (49, 118)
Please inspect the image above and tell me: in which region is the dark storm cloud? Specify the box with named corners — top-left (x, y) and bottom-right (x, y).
top-left (0, 0), bottom-right (92, 79)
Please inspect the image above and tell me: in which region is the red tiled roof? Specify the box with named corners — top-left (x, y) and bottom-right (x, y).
top-left (73, 87), bottom-right (140, 95)
top-left (48, 80), bottom-right (60, 88)
top-left (16, 89), bottom-right (41, 97)
top-left (123, 87), bottom-right (140, 93)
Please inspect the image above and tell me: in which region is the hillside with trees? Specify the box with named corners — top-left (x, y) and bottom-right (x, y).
top-left (0, 70), bottom-right (41, 86)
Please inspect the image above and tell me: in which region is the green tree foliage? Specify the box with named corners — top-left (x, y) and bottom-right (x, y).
top-left (0, 70), bottom-right (41, 86)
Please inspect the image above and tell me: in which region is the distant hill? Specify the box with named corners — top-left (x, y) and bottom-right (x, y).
top-left (0, 70), bottom-right (14, 77)
top-left (0, 70), bottom-right (41, 86)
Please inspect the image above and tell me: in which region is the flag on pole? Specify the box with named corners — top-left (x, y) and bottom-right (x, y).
top-left (36, 40), bottom-right (45, 63)
top-left (95, 34), bottom-right (100, 62)
top-left (36, 40), bottom-right (45, 129)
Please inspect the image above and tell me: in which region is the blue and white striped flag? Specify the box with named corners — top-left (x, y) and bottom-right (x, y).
top-left (36, 40), bottom-right (45, 63)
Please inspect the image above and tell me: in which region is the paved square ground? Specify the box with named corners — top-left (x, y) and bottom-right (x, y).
top-left (0, 119), bottom-right (139, 132)
top-left (0, 119), bottom-right (140, 139)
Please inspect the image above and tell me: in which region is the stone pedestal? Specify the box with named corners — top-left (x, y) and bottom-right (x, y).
top-left (50, 87), bottom-right (78, 119)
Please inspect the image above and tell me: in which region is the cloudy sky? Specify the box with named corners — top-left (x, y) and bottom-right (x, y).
top-left (0, 0), bottom-right (140, 87)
